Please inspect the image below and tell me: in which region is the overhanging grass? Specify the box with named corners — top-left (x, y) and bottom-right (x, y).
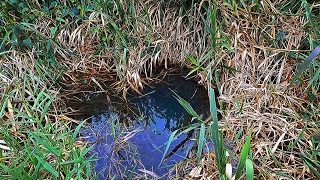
top-left (1, 0), bottom-right (320, 179)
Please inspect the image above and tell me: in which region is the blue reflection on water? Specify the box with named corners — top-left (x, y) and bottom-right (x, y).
top-left (80, 76), bottom-right (209, 179)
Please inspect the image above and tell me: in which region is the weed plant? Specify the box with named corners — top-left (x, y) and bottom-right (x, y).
top-left (1, 0), bottom-right (320, 179)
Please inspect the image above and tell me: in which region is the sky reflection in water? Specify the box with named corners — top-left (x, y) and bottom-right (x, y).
top-left (81, 76), bottom-right (210, 179)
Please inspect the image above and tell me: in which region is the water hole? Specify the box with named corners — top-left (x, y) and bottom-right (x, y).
top-left (66, 74), bottom-right (213, 179)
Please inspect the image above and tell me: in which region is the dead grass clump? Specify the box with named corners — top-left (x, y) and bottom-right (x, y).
top-left (1, 0), bottom-right (320, 179)
top-left (202, 1), bottom-right (318, 179)
top-left (50, 1), bottom-right (213, 93)
top-left (163, 0), bottom-right (319, 179)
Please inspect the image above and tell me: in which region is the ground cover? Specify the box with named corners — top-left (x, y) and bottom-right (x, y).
top-left (1, 0), bottom-right (320, 179)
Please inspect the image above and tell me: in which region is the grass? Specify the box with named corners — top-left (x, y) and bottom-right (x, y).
top-left (1, 0), bottom-right (320, 179)
top-left (0, 67), bottom-right (96, 179)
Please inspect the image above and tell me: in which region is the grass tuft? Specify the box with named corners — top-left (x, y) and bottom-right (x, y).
top-left (1, 0), bottom-right (320, 179)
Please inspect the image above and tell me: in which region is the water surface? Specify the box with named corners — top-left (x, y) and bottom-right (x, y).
top-left (73, 75), bottom-right (210, 179)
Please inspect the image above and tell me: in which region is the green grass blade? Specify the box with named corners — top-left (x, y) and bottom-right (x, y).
top-left (0, 163), bottom-right (13, 175)
top-left (0, 95), bottom-right (10, 119)
top-left (222, 65), bottom-right (241, 73)
top-left (210, 8), bottom-right (217, 51)
top-left (299, 154), bottom-right (320, 177)
top-left (66, 168), bottom-right (78, 179)
top-left (197, 123), bottom-right (205, 163)
top-left (215, 70), bottom-right (221, 93)
top-left (160, 129), bottom-right (178, 164)
top-left (245, 159), bottom-right (254, 180)
top-left (288, 126), bottom-right (306, 150)
top-left (80, 145), bottom-right (95, 158)
top-left (32, 89), bottom-right (45, 110)
top-left (34, 154), bottom-right (59, 177)
top-left (29, 132), bottom-right (59, 156)
top-left (177, 123), bottom-right (201, 137)
top-left (209, 86), bottom-right (219, 145)
top-left (186, 67), bottom-right (200, 77)
top-left (61, 159), bottom-right (78, 165)
top-left (200, 49), bottom-right (215, 63)
top-left (306, 67), bottom-right (320, 90)
top-left (15, 156), bottom-right (30, 178)
top-left (235, 132), bottom-right (252, 180)
top-left (72, 120), bottom-right (87, 142)
top-left (172, 90), bottom-right (202, 121)
top-left (0, 51), bottom-right (11, 55)
top-left (267, 147), bottom-right (281, 168)
top-left (209, 74), bottom-right (227, 177)
top-left (187, 55), bottom-right (200, 66)
top-left (40, 92), bottom-right (57, 121)
top-left (123, 48), bottom-right (127, 67)
top-left (234, 129), bottom-right (243, 142)
top-left (291, 46), bottom-right (320, 84)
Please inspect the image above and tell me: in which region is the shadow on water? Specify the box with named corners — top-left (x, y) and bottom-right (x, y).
top-left (67, 74), bottom-right (211, 179)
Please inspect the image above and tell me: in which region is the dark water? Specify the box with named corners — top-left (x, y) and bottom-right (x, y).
top-left (73, 75), bottom-right (211, 179)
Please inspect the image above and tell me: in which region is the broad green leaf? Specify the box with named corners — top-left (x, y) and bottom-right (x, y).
top-left (50, 27), bottom-right (58, 35)
top-left (49, 1), bottom-right (57, 9)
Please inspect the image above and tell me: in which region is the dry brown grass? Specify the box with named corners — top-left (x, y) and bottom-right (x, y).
top-left (214, 1), bottom-right (317, 179)
top-left (1, 0), bottom-right (320, 179)
top-left (169, 1), bottom-right (317, 179)
top-left (51, 1), bottom-right (213, 94)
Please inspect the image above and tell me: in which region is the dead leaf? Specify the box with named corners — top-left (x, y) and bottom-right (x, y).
top-left (7, 98), bottom-right (13, 120)
top-left (138, 169), bottom-right (159, 178)
top-left (189, 166), bottom-right (202, 178)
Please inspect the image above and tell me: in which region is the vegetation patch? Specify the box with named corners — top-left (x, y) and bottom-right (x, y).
top-left (1, 0), bottom-right (320, 179)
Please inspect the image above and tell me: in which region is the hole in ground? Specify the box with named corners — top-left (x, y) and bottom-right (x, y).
top-left (63, 71), bottom-right (222, 179)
